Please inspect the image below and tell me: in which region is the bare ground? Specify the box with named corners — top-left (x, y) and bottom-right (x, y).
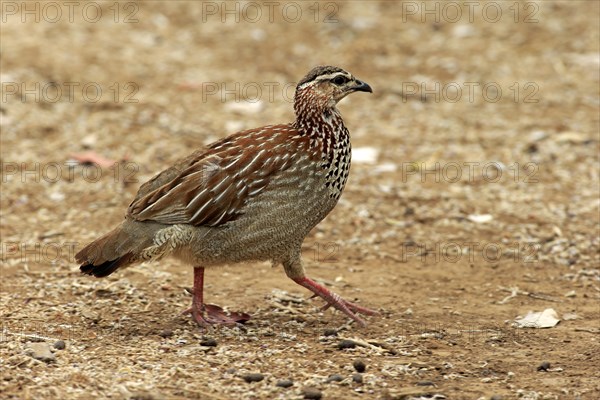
top-left (1, 1), bottom-right (599, 399)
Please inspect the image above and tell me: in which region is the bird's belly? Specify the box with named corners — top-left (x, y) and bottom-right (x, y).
top-left (187, 167), bottom-right (339, 264)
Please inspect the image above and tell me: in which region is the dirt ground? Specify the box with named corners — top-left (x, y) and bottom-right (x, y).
top-left (1, 1), bottom-right (599, 399)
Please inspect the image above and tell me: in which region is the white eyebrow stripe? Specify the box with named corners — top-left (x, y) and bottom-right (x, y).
top-left (316, 72), bottom-right (352, 81)
top-left (297, 71), bottom-right (352, 90)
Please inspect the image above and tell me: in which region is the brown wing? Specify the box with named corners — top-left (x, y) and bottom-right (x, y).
top-left (127, 125), bottom-right (301, 226)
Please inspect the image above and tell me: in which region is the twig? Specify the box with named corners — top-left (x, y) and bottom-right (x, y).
top-left (498, 287), bottom-right (519, 304)
top-left (3, 330), bottom-right (59, 342)
top-left (270, 302), bottom-right (308, 315)
top-left (339, 336), bottom-right (397, 354)
top-left (574, 327), bottom-right (600, 334)
top-left (498, 286), bottom-right (561, 303)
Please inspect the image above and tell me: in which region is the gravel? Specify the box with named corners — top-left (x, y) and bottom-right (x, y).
top-left (302, 387), bottom-right (322, 400)
top-left (242, 373), bottom-right (265, 383)
top-left (276, 379), bottom-right (294, 388)
top-left (200, 337), bottom-right (218, 347)
top-left (537, 362), bottom-right (551, 372)
top-left (53, 340), bottom-right (66, 350)
top-left (353, 358), bottom-right (366, 372)
top-left (325, 374), bottom-right (344, 383)
top-left (25, 342), bottom-right (55, 363)
top-left (338, 339), bottom-right (357, 350)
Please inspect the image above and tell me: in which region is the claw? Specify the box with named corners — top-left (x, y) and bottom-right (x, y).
top-left (185, 267), bottom-right (251, 327)
top-left (294, 276), bottom-right (378, 326)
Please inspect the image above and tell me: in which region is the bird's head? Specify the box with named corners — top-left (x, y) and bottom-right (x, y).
top-left (294, 66), bottom-right (372, 116)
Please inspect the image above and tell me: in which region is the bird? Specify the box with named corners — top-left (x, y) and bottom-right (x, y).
top-left (76, 65), bottom-right (376, 327)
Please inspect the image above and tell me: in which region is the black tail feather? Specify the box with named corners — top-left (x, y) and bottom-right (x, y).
top-left (79, 254), bottom-right (132, 277)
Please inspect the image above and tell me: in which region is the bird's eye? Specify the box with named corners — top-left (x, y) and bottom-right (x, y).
top-left (332, 76), bottom-right (348, 85)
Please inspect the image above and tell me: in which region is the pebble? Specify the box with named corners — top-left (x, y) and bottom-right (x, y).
top-left (276, 379), bottom-right (293, 388)
top-left (242, 373), bottom-right (264, 383)
top-left (53, 340), bottom-right (66, 350)
top-left (26, 342), bottom-right (55, 363)
top-left (302, 387), bottom-right (322, 400)
top-left (323, 328), bottom-right (338, 337)
top-left (416, 381), bottom-right (435, 386)
top-left (491, 395), bottom-right (504, 400)
top-left (353, 359), bottom-right (366, 372)
top-left (352, 373), bottom-right (363, 383)
top-left (325, 374), bottom-right (344, 383)
top-left (158, 330), bottom-right (173, 338)
top-left (537, 361), bottom-right (551, 372)
top-left (81, 310), bottom-right (101, 323)
top-left (200, 338), bottom-right (217, 347)
top-left (338, 339), bottom-right (357, 350)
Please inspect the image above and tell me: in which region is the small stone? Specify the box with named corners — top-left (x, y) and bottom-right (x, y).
top-left (53, 340), bottom-right (66, 350)
top-left (323, 328), bottom-right (338, 337)
top-left (26, 342), bottom-right (55, 363)
top-left (416, 381), bottom-right (435, 386)
top-left (302, 387), bottom-right (322, 400)
top-left (491, 395), bottom-right (504, 400)
top-left (81, 310), bottom-right (101, 323)
top-left (81, 134), bottom-right (97, 148)
top-left (276, 379), bottom-right (293, 388)
top-left (352, 373), bottom-right (363, 383)
top-left (243, 373), bottom-right (264, 383)
top-left (537, 361), bottom-right (551, 372)
top-left (200, 337), bottom-right (217, 347)
top-left (325, 374), bottom-right (343, 383)
top-left (353, 359), bottom-right (366, 372)
top-left (225, 368), bottom-right (236, 374)
top-left (338, 339), bottom-right (357, 350)
top-left (158, 330), bottom-right (173, 338)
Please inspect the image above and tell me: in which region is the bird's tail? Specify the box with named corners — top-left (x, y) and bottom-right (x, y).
top-left (76, 221), bottom-right (153, 278)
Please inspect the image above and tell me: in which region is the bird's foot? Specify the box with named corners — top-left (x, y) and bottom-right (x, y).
top-left (318, 296), bottom-right (378, 316)
top-left (182, 303), bottom-right (251, 327)
top-left (295, 277), bottom-right (378, 327)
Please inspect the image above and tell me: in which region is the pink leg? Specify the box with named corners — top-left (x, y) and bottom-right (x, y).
top-left (182, 267), bottom-right (250, 326)
top-left (293, 276), bottom-right (377, 327)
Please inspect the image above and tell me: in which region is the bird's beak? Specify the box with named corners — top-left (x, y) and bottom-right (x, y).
top-left (351, 79), bottom-right (373, 93)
